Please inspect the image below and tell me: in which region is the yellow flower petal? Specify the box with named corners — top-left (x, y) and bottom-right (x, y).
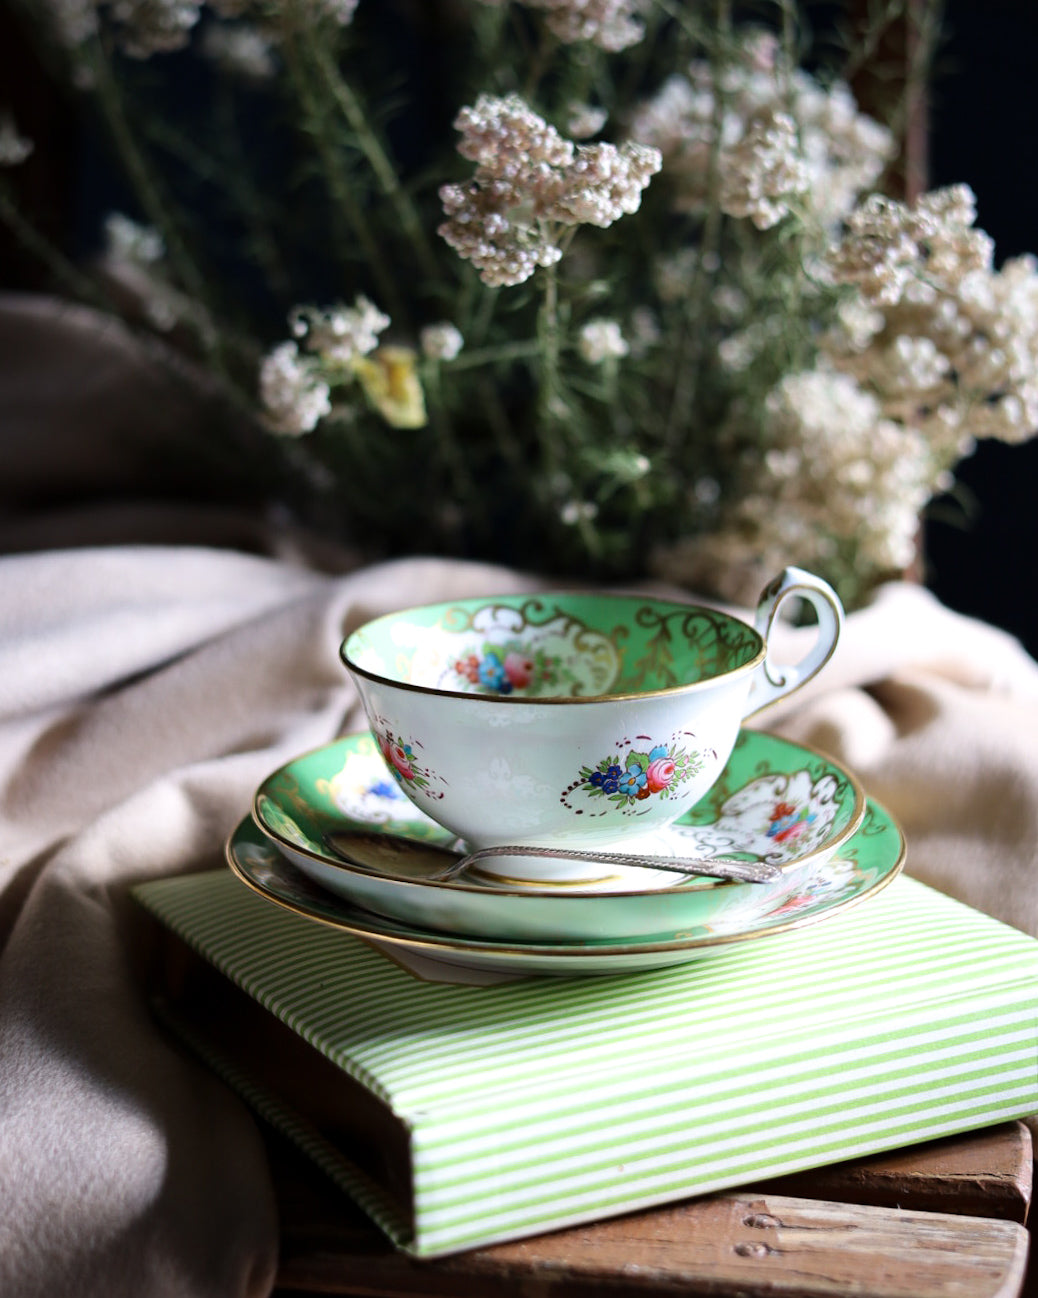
top-left (352, 346), bottom-right (427, 429)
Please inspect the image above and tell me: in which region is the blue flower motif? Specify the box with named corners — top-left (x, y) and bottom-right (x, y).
top-left (590, 763), bottom-right (622, 794)
top-left (477, 651), bottom-right (511, 693)
top-left (648, 744), bottom-right (668, 762)
top-left (367, 778), bottom-right (401, 800)
top-left (617, 765), bottom-right (647, 797)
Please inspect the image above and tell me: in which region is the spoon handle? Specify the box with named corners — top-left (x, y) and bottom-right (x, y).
top-left (435, 845), bottom-right (782, 885)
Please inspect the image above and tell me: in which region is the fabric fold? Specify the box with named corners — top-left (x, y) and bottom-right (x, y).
top-left (2, 295), bottom-right (1037, 1298)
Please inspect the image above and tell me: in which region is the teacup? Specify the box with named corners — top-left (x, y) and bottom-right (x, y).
top-left (340, 567), bottom-right (842, 882)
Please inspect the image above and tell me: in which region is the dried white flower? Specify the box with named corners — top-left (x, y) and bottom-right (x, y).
top-left (438, 93), bottom-right (660, 287)
top-left (717, 318), bottom-right (790, 374)
top-left (651, 367), bottom-right (933, 604)
top-left (289, 297), bottom-right (390, 366)
top-left (629, 37), bottom-right (893, 228)
top-left (104, 212), bottom-right (165, 264)
top-left (821, 185), bottom-right (1038, 454)
top-left (420, 322), bottom-right (464, 362)
top-left (309, 0), bottom-right (360, 23)
top-left (552, 140), bottom-right (662, 227)
top-left (41, 0), bottom-right (99, 48)
top-left (479, 0), bottom-right (644, 52)
top-left (259, 341), bottom-right (332, 436)
top-left (719, 110), bottom-right (809, 230)
top-left (566, 103), bottom-right (608, 140)
top-left (826, 194), bottom-right (928, 307)
top-left (0, 115), bottom-right (34, 167)
top-left (200, 22), bottom-right (276, 79)
top-left (108, 0), bottom-right (203, 58)
top-left (438, 180), bottom-right (563, 288)
top-left (100, 212), bottom-right (192, 331)
top-left (578, 318), bottom-right (628, 363)
top-left (560, 499), bottom-right (599, 524)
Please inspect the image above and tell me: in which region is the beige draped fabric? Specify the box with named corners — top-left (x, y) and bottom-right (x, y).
top-left (1, 294), bottom-right (1036, 1297)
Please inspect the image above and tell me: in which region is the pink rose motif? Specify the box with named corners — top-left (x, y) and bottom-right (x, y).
top-left (503, 652), bottom-right (535, 689)
top-left (768, 800), bottom-right (813, 842)
top-left (388, 744), bottom-right (416, 780)
top-left (380, 734), bottom-right (416, 781)
top-left (645, 756), bottom-right (676, 793)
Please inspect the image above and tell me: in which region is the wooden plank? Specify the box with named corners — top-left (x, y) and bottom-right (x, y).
top-left (274, 1188), bottom-right (1029, 1298)
top-left (754, 1122), bottom-right (1033, 1222)
top-left (270, 1129), bottom-right (1032, 1297)
top-left (462, 1194), bottom-right (1029, 1298)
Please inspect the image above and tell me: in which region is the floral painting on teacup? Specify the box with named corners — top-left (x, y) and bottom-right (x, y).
top-left (561, 733), bottom-right (711, 815)
top-left (316, 732), bottom-right (446, 830)
top-left (398, 603), bottom-right (623, 697)
top-left (366, 724), bottom-right (447, 804)
top-left (706, 854), bottom-right (861, 935)
top-left (670, 769), bottom-right (842, 865)
top-left (451, 641), bottom-right (566, 695)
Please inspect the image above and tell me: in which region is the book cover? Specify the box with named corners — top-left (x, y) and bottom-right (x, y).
top-left (134, 868), bottom-right (1038, 1258)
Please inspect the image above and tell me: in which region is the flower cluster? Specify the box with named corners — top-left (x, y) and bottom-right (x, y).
top-left (476, 0), bottom-right (645, 52)
top-left (288, 298), bottom-right (389, 369)
top-left (718, 110), bottom-right (809, 231)
top-left (651, 180), bottom-right (1038, 604)
top-left (438, 93), bottom-right (660, 287)
top-left (629, 32), bottom-right (895, 228)
top-left (0, 114), bottom-right (34, 167)
top-left (578, 318), bottom-right (628, 364)
top-left (260, 296), bottom-right (428, 431)
top-left (259, 342), bottom-right (331, 437)
top-left (11, 1), bottom-right (1038, 613)
top-left (823, 185), bottom-right (1038, 451)
top-left (40, 0), bottom-right (359, 60)
top-left (576, 741), bottom-right (702, 810)
top-left (651, 370), bottom-right (934, 601)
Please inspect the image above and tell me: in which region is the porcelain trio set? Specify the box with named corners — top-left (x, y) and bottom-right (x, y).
top-left (229, 569), bottom-right (906, 978)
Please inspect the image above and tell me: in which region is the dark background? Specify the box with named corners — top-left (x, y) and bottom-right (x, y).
top-left (1, 0), bottom-right (1036, 654)
top-left (924, 0), bottom-right (1038, 656)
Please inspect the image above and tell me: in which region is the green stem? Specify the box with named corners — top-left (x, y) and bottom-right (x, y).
top-left (663, 0), bottom-right (730, 452)
top-left (0, 186), bottom-right (111, 308)
top-left (213, 90), bottom-right (292, 301)
top-left (446, 337), bottom-right (541, 372)
top-left (840, 0), bottom-right (909, 85)
top-left (423, 363), bottom-right (482, 528)
top-left (88, 42), bottom-right (224, 369)
top-left (476, 374), bottom-right (524, 471)
top-left (536, 255), bottom-right (565, 485)
top-left (281, 27), bottom-right (406, 322)
top-left (468, 283), bottom-right (499, 350)
top-left (302, 31), bottom-right (441, 285)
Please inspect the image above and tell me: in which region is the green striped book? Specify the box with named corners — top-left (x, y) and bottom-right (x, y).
top-left (134, 868), bottom-right (1038, 1259)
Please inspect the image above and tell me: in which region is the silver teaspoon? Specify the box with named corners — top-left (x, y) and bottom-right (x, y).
top-left (324, 830), bottom-right (782, 886)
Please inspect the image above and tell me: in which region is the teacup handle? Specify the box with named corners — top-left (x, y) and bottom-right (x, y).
top-left (743, 567), bottom-right (844, 718)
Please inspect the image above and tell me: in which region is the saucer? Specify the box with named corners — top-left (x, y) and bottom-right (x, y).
top-left (251, 729), bottom-right (866, 942)
top-left (228, 799), bottom-right (903, 979)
